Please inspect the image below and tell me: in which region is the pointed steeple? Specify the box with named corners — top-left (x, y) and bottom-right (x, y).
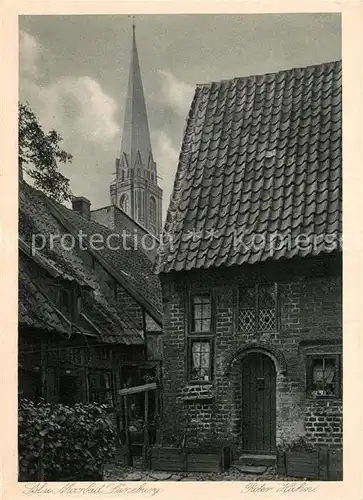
top-left (120, 22), bottom-right (153, 169)
top-left (110, 20), bottom-right (162, 239)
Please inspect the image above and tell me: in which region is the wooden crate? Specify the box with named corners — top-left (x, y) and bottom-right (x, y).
top-left (327, 450), bottom-right (343, 480)
top-left (186, 453), bottom-right (221, 473)
top-left (285, 451), bottom-right (319, 479)
top-left (150, 447), bottom-right (185, 472)
top-left (278, 449), bottom-right (343, 481)
top-left (150, 446), bottom-right (232, 473)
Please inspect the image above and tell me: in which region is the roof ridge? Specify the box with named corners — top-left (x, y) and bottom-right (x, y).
top-left (22, 181), bottom-right (156, 272)
top-left (196, 59), bottom-right (341, 88)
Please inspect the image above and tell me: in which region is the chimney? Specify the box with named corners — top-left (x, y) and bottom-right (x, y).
top-left (72, 196), bottom-right (91, 220)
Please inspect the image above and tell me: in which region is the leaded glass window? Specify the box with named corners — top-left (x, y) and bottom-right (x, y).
top-left (239, 284), bottom-right (278, 333)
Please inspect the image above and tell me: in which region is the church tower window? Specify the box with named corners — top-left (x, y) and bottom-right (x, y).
top-left (149, 196), bottom-right (156, 233)
top-left (136, 190), bottom-right (143, 219)
top-left (120, 194), bottom-right (129, 213)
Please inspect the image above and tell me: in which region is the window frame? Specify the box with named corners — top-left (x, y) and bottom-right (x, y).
top-left (190, 293), bottom-right (213, 334)
top-left (238, 282), bottom-right (279, 334)
top-left (305, 353), bottom-right (342, 399)
top-left (58, 288), bottom-right (71, 316)
top-left (88, 369), bottom-right (115, 408)
top-left (149, 196), bottom-right (157, 232)
top-left (119, 194), bottom-right (129, 213)
top-left (187, 291), bottom-right (215, 384)
top-left (187, 336), bottom-right (214, 383)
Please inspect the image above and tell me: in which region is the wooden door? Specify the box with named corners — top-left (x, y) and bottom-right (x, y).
top-left (242, 353), bottom-right (276, 453)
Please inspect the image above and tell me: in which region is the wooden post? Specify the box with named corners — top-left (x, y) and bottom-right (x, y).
top-left (318, 448), bottom-right (328, 480)
top-left (155, 388), bottom-right (161, 444)
top-left (83, 349), bottom-right (90, 403)
top-left (38, 435), bottom-right (45, 481)
top-left (143, 391), bottom-right (149, 467)
top-left (123, 395), bottom-right (133, 466)
top-left (40, 339), bottom-right (47, 400)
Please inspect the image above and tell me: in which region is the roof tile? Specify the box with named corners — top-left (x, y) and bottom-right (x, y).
top-left (156, 61), bottom-right (342, 273)
top-left (19, 183), bottom-right (160, 343)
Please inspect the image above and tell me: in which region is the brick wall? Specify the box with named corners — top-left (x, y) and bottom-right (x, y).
top-left (159, 254), bottom-right (342, 451)
top-left (116, 286), bottom-right (144, 331)
top-left (91, 206), bottom-right (158, 262)
top-left (305, 398), bottom-right (343, 447)
top-left (91, 206), bottom-right (115, 231)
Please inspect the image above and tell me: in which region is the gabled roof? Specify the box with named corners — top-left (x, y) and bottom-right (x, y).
top-left (155, 60), bottom-right (342, 273)
top-left (91, 204), bottom-right (160, 243)
top-left (19, 251), bottom-right (143, 344)
top-left (19, 182), bottom-right (162, 342)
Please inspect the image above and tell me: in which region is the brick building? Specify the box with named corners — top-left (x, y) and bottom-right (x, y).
top-left (19, 181), bottom-right (163, 443)
top-left (155, 60), bottom-right (342, 455)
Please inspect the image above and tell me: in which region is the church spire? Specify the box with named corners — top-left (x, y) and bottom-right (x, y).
top-left (120, 21), bottom-right (153, 170)
top-left (110, 20), bottom-right (163, 239)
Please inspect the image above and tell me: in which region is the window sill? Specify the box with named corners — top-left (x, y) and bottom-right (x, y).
top-left (307, 394), bottom-right (342, 401)
top-left (238, 330), bottom-right (279, 336)
top-left (187, 380), bottom-right (213, 386)
top-left (182, 394), bottom-right (214, 403)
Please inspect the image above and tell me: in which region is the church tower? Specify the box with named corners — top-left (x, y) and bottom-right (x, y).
top-left (110, 23), bottom-right (163, 238)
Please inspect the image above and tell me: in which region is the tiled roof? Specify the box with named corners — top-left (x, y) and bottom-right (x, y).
top-left (19, 182), bottom-right (161, 343)
top-left (52, 202), bottom-right (162, 319)
top-left (19, 258), bottom-right (71, 335)
top-left (19, 252), bottom-right (143, 344)
top-left (155, 60), bottom-right (342, 273)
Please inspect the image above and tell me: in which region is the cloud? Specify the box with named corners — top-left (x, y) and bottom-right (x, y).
top-left (157, 70), bottom-right (194, 117)
top-left (19, 30), bottom-right (42, 77)
top-left (32, 76), bottom-right (120, 143)
top-left (151, 130), bottom-right (180, 223)
top-left (19, 30), bottom-right (120, 144)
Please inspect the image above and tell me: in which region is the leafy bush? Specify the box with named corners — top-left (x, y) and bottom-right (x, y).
top-left (18, 399), bottom-right (116, 481)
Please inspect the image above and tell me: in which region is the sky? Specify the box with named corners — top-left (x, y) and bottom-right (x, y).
top-left (19, 14), bottom-right (341, 223)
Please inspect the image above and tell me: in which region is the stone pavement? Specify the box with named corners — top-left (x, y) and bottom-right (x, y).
top-left (103, 458), bottom-right (300, 482)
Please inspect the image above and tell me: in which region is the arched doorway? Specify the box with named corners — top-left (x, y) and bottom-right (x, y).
top-left (241, 352), bottom-right (276, 453)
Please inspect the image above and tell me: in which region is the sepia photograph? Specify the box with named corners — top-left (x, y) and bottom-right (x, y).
top-left (17, 12), bottom-right (343, 484)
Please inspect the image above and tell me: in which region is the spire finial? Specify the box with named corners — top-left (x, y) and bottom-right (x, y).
top-left (132, 15), bottom-right (136, 33)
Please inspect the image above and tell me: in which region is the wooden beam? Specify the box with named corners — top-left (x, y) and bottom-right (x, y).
top-left (143, 391), bottom-right (149, 467)
top-left (118, 382), bottom-right (157, 396)
top-left (123, 395), bottom-right (133, 466)
top-left (40, 338), bottom-right (47, 400)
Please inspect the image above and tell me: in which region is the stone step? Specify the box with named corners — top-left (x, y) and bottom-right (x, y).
top-left (236, 454), bottom-right (276, 467)
top-left (232, 464), bottom-right (268, 475)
